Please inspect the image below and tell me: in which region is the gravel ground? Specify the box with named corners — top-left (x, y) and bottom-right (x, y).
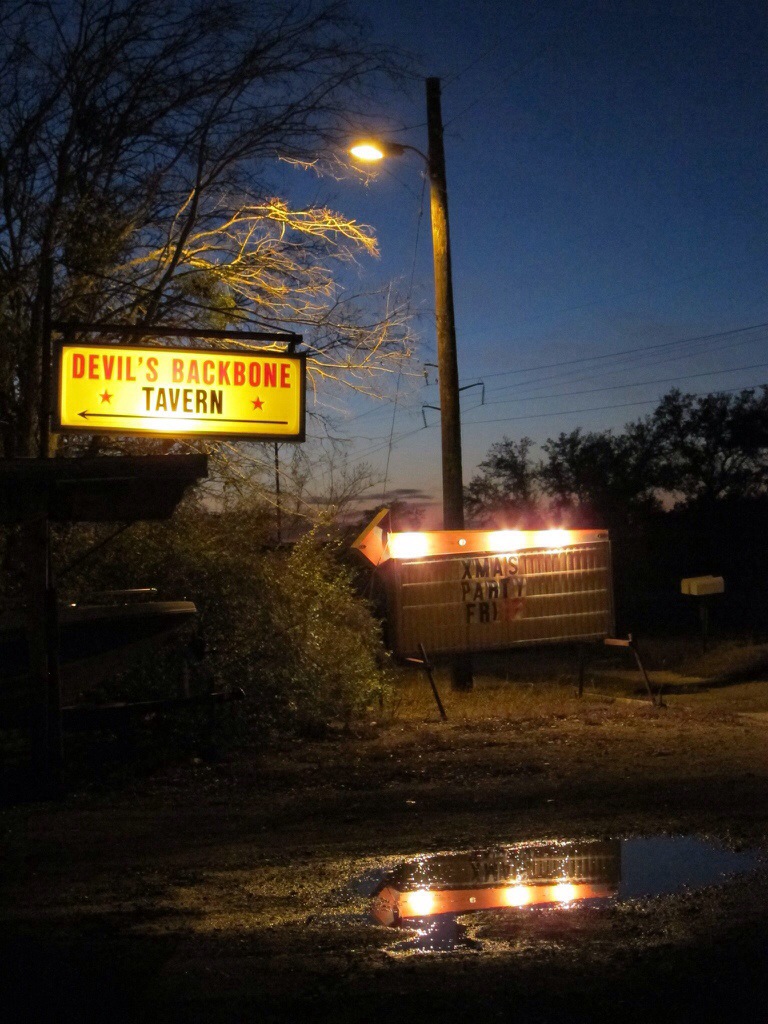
top-left (1, 677), bottom-right (767, 1022)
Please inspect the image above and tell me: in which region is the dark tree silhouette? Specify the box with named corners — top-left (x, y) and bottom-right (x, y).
top-left (466, 387), bottom-right (768, 527)
top-left (539, 420), bottom-right (662, 527)
top-left (653, 388), bottom-right (768, 506)
top-left (465, 436), bottom-right (541, 526)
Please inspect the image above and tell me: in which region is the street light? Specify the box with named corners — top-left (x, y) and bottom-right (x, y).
top-left (350, 77), bottom-right (465, 534)
top-left (351, 77), bottom-right (473, 690)
top-left (349, 141), bottom-right (408, 161)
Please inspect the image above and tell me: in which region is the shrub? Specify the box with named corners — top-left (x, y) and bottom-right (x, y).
top-left (58, 494), bottom-right (390, 738)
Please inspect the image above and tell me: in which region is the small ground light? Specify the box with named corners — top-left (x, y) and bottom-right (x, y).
top-left (536, 529), bottom-right (571, 549)
top-left (408, 890), bottom-right (436, 916)
top-left (389, 533), bottom-right (429, 559)
top-left (489, 530), bottom-right (524, 551)
top-left (553, 882), bottom-right (578, 904)
top-left (504, 885), bottom-right (533, 907)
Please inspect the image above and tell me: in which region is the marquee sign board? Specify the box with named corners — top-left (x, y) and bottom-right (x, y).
top-left (352, 521), bottom-right (614, 658)
top-left (56, 342), bottom-right (305, 440)
top-left (371, 839), bottom-right (621, 924)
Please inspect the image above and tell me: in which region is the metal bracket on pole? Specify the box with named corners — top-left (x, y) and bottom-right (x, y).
top-left (458, 381), bottom-right (485, 404)
top-left (577, 635), bottom-right (664, 707)
top-left (422, 404), bottom-right (441, 428)
top-left (50, 321), bottom-right (302, 348)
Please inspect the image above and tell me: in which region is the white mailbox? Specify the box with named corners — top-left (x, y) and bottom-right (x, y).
top-left (681, 575), bottom-right (724, 597)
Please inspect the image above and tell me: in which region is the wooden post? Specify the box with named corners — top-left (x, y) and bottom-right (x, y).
top-left (274, 442), bottom-right (283, 544)
top-left (30, 256), bottom-right (64, 795)
top-left (25, 511), bottom-right (63, 795)
top-left (39, 256), bottom-right (55, 458)
top-left (409, 644), bottom-right (447, 721)
top-left (426, 77), bottom-right (473, 691)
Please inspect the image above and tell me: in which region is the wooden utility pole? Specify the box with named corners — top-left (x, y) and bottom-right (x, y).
top-left (426, 77), bottom-right (464, 533)
top-left (426, 77), bottom-right (473, 690)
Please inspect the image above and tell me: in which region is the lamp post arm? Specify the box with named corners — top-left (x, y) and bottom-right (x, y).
top-left (396, 142), bottom-right (430, 165)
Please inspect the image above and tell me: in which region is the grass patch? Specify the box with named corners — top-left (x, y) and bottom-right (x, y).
top-left (387, 661), bottom-right (587, 725)
top-left (384, 639), bottom-right (768, 721)
top-left (675, 642), bottom-right (768, 683)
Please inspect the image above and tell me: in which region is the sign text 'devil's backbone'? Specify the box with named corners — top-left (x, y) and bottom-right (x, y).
top-left (57, 343), bottom-right (305, 440)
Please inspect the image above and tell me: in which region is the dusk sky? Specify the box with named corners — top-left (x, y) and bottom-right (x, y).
top-left (282, 0), bottom-right (767, 524)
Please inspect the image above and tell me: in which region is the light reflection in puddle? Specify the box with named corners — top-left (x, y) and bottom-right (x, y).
top-left (365, 837), bottom-right (761, 952)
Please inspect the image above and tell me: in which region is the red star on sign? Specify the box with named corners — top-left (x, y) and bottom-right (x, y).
top-left (99, 390), bottom-right (113, 404)
top-left (252, 397), bottom-right (264, 410)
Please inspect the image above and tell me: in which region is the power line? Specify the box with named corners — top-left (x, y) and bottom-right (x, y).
top-left (323, 317), bottom-right (768, 446)
top-left (461, 320), bottom-right (768, 384)
top-left (481, 361), bottom-right (768, 408)
top-left (332, 320), bottom-right (768, 434)
top-left (315, 369), bottom-right (768, 488)
top-left (483, 332), bottom-right (768, 399)
top-left (339, 379), bottom-right (768, 474)
top-left (460, 382), bottom-right (768, 429)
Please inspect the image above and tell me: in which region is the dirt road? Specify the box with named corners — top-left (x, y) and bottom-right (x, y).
top-left (1, 682), bottom-right (767, 1022)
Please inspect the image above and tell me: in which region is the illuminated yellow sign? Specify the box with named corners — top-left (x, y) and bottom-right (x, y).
top-left (57, 343), bottom-right (305, 440)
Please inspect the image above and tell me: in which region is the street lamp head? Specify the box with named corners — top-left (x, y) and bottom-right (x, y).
top-left (349, 139), bottom-right (407, 162)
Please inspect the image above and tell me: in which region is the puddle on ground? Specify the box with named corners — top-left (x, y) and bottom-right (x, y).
top-left (360, 836), bottom-right (761, 952)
